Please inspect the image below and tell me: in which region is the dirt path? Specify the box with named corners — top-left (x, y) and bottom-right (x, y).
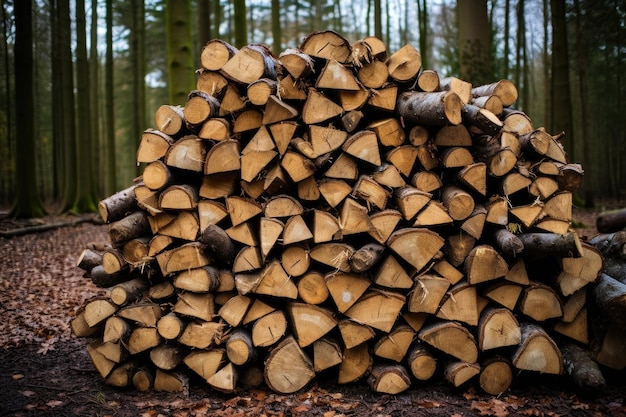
top-left (1, 206), bottom-right (626, 416)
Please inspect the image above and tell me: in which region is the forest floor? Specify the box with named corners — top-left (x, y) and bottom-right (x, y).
top-left (1, 200), bottom-right (626, 417)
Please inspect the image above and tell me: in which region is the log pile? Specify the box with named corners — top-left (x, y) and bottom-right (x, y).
top-left (72, 31), bottom-right (603, 396)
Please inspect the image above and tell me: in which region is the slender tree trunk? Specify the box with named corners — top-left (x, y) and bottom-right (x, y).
top-left (198, 0), bottom-right (211, 47)
top-left (59, 0), bottom-right (77, 211)
top-left (11, 0), bottom-right (45, 217)
top-left (132, 0), bottom-right (146, 175)
top-left (233, 0), bottom-right (248, 48)
top-left (458, 0), bottom-right (492, 85)
top-left (1, 0), bottom-right (14, 203)
top-left (166, 0), bottom-right (195, 105)
top-left (550, 0), bottom-right (573, 153)
top-left (271, 0), bottom-right (281, 55)
top-left (334, 0), bottom-right (343, 33)
top-left (105, 0), bottom-right (116, 195)
top-left (72, 0), bottom-right (97, 213)
top-left (503, 0), bottom-right (510, 78)
top-left (418, 0), bottom-right (428, 69)
top-left (90, 0), bottom-right (101, 199)
top-left (213, 0), bottom-right (221, 37)
top-left (50, 0), bottom-right (63, 199)
top-left (543, 0), bottom-right (551, 131)
top-left (374, 0), bottom-right (382, 40)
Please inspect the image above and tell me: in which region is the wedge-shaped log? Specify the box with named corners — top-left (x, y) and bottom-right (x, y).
top-left (387, 228), bottom-right (444, 272)
top-left (344, 289), bottom-right (405, 333)
top-left (288, 302), bottom-right (337, 348)
top-left (264, 336), bottom-right (315, 394)
top-left (478, 307), bottom-right (521, 351)
top-left (419, 321), bottom-right (478, 363)
top-left (512, 323), bottom-right (563, 375)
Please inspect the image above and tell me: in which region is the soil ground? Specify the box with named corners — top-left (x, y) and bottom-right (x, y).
top-left (1, 200), bottom-right (626, 417)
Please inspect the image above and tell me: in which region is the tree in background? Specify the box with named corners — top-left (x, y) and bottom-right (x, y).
top-left (233, 0), bottom-right (247, 47)
top-left (166, 0), bottom-right (195, 105)
top-left (104, 0), bottom-right (116, 196)
top-left (198, 0), bottom-right (211, 47)
top-left (271, 0), bottom-right (281, 54)
top-left (11, 0), bottom-right (45, 217)
top-left (458, 0), bottom-right (492, 86)
top-left (550, 0), bottom-right (572, 142)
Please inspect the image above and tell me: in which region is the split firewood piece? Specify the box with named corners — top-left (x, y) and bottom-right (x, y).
top-left (127, 327), bottom-right (162, 355)
top-left (432, 259), bottom-right (464, 285)
top-left (312, 209), bottom-right (341, 243)
top-left (110, 278), bottom-right (148, 306)
top-left (473, 135), bottom-right (517, 177)
top-left (262, 95), bottom-right (299, 125)
top-left (204, 139), bottom-right (240, 175)
top-left (313, 338), bottom-right (343, 372)
top-left (561, 288), bottom-right (587, 323)
top-left (341, 110), bottom-right (364, 132)
top-left (87, 341), bottom-right (116, 378)
top-left (511, 323), bottom-right (563, 375)
top-left (349, 242), bottom-right (385, 274)
top-left (253, 260), bottom-right (298, 299)
top-left (297, 270), bottom-right (329, 305)
top-left (408, 125), bottom-right (429, 146)
top-left (529, 176), bottom-right (559, 199)
top-left (373, 324), bottom-right (415, 362)
top-left (592, 322), bottom-right (626, 370)
top-left (278, 73), bottom-right (308, 100)
top-left (491, 227), bottom-right (524, 258)
top-left (225, 196), bottom-right (263, 227)
top-left (300, 30), bottom-right (351, 63)
top-left (283, 215), bottom-right (313, 245)
top-left (105, 361), bottom-right (137, 387)
top-left (440, 76), bottom-right (472, 104)
top-left (199, 172), bottom-right (238, 200)
top-left (366, 83), bottom-right (397, 111)
top-left (406, 342), bottom-right (437, 381)
top-left (557, 243), bottom-right (603, 296)
top-left (591, 273), bottom-right (626, 329)
top-left (137, 129), bottom-right (175, 164)
top-left (325, 272), bottom-right (371, 313)
top-left (338, 342), bottom-right (372, 384)
top-left (351, 35), bottom-right (387, 63)
top-left (388, 228), bottom-right (444, 272)
top-left (98, 182), bottom-right (141, 223)
top-left (561, 343), bottom-right (606, 394)
top-left (324, 152), bottom-right (359, 180)
top-left (386, 43), bottom-right (421, 82)
top-left (155, 104), bottom-right (185, 137)
top-left (226, 222), bottom-right (258, 248)
top-left (247, 78), bottom-right (278, 105)
top-left (147, 281), bottom-right (175, 301)
top-left (368, 364), bottom-right (412, 394)
top-left (156, 242), bottom-right (210, 275)
top-left (545, 134), bottom-right (568, 164)
top-left (241, 299), bottom-right (275, 326)
top-left (156, 211), bottom-right (199, 241)
top-left (83, 297), bottom-right (119, 328)
top-left (221, 44), bottom-right (278, 84)
top-left (352, 175), bottom-right (391, 210)
top-left (338, 319), bottom-right (376, 349)
top-left (316, 59), bottom-right (360, 90)
top-left (281, 151), bottom-right (316, 182)
top-left (306, 125), bottom-right (349, 159)
top-left (462, 104), bottom-right (503, 135)
top-left (108, 211), bottom-right (151, 248)
top-left (416, 69), bottom-right (440, 92)
top-left (344, 289), bottom-right (405, 333)
top-left (441, 184), bottom-right (474, 221)
top-left (159, 184), bottom-right (199, 210)
top-left (509, 203), bottom-right (543, 229)
top-left (339, 198), bottom-right (374, 235)
top-left (164, 135), bottom-right (206, 172)
top-left (178, 320), bottom-right (226, 349)
top-left (264, 195), bottom-right (302, 219)
top-left (373, 164), bottom-right (406, 189)
top-left (184, 90), bottom-right (220, 126)
top-left (419, 321), bottom-right (478, 363)
top-left (102, 248), bottom-right (128, 274)
top-left (339, 88), bottom-right (370, 111)
top-left (259, 217), bottom-right (283, 260)
top-left (439, 147), bottom-right (474, 168)
top-left (287, 302), bottom-right (337, 348)
top-left (500, 130), bottom-right (521, 155)
top-left (218, 295), bottom-right (252, 327)
top-left (196, 70), bottom-right (228, 97)
top-left (542, 191), bottom-right (572, 222)
top-left (465, 244), bottom-right (509, 284)
top-left (386, 145), bottom-right (418, 177)
top-left (251, 310), bottom-right (288, 348)
top-left (479, 356), bottom-right (513, 395)
top-left (394, 186), bottom-right (432, 220)
top-left (557, 163), bottom-right (584, 192)
top-left (200, 38), bottom-right (237, 71)
top-left (357, 60), bottom-right (388, 88)
top-left (102, 316), bottom-right (131, 343)
top-left (264, 335), bottom-right (316, 394)
top-left (502, 172), bottom-right (531, 196)
top-left (156, 312), bottom-right (185, 340)
top-left (436, 281), bottom-right (479, 326)
top-left (484, 196), bottom-right (508, 226)
top-left (173, 292), bottom-right (215, 322)
top-left (472, 79), bottom-right (518, 107)
top-left (279, 48), bottom-right (314, 79)
top-left (199, 117), bottom-right (231, 141)
top-left (206, 362), bottom-right (238, 393)
top-left (517, 129), bottom-right (551, 158)
top-left (478, 307), bottom-right (521, 351)
top-left (342, 129), bottom-right (381, 166)
top-left (142, 161), bottom-right (171, 191)
top-left (153, 369), bottom-right (189, 393)
top-left (501, 108), bottom-right (533, 135)
top-left (457, 162), bottom-right (487, 196)
top-left (150, 344), bottom-right (184, 371)
top-left (241, 125), bottom-right (275, 154)
top-left (233, 109), bottom-right (263, 133)
top-left (368, 209), bottom-right (402, 244)
top-left (407, 273), bottom-right (450, 314)
top-left (444, 361), bottom-right (481, 387)
top-left (301, 88), bottom-right (344, 125)
top-left (184, 348), bottom-right (226, 381)
top-left (443, 230), bottom-right (476, 267)
top-left (310, 242), bottom-right (354, 272)
top-left (411, 169), bottom-right (443, 194)
top-left (517, 232), bottom-right (582, 259)
top-left (460, 205), bottom-right (487, 240)
top-left (76, 247), bottom-right (104, 273)
top-left (226, 328), bottom-right (257, 366)
top-left (554, 307), bottom-right (588, 344)
top-left (240, 148), bottom-right (277, 182)
top-left (397, 91), bottom-right (463, 126)
top-left (483, 281), bottom-right (523, 310)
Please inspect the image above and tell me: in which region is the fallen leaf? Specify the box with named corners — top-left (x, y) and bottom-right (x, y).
top-left (12, 373), bottom-right (25, 380)
top-left (46, 400), bottom-right (63, 408)
top-left (20, 390), bottom-right (35, 397)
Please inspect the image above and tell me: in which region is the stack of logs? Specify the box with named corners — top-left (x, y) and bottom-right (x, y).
top-left (72, 30), bottom-right (606, 396)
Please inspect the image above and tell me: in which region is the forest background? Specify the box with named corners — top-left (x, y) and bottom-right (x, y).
top-left (0, 0), bottom-right (624, 217)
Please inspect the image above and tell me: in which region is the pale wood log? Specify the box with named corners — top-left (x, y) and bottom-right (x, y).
top-left (439, 146), bottom-right (474, 168)
top-left (483, 281), bottom-right (523, 310)
top-left (247, 77), bottom-right (278, 105)
top-left (279, 48), bottom-right (314, 79)
top-left (156, 242), bottom-right (210, 275)
top-left (373, 324), bottom-right (415, 362)
top-left (388, 227), bottom-right (444, 272)
top-left (136, 128), bottom-right (175, 164)
top-left (406, 342), bottom-right (437, 381)
top-left (316, 58), bottom-right (360, 90)
top-left (102, 248), bottom-right (128, 274)
top-left (122, 237), bottom-right (150, 264)
top-left (443, 230), bottom-right (476, 267)
top-left (184, 90), bottom-right (220, 126)
top-left (352, 175), bottom-right (390, 210)
top-left (416, 69), bottom-right (440, 92)
top-left (264, 336), bottom-right (315, 393)
top-left (127, 327), bottom-right (162, 355)
top-left (312, 210), bottom-right (342, 243)
top-left (313, 338), bottom-right (343, 372)
top-left (251, 310), bottom-right (287, 347)
top-left (297, 270), bottom-right (328, 305)
top-left (542, 191), bottom-right (572, 222)
top-left (150, 344), bottom-right (184, 371)
top-left (441, 184), bottom-right (474, 221)
top-left (479, 356), bottom-right (513, 395)
top-left (432, 259), bottom-right (464, 285)
top-left (156, 312), bottom-right (186, 340)
top-left (300, 30), bottom-right (351, 62)
top-left (339, 88), bottom-right (371, 111)
top-left (485, 196), bottom-right (509, 225)
top-left (204, 139), bottom-right (240, 175)
top-left (471, 79), bottom-right (518, 106)
top-left (465, 244), bottom-right (509, 284)
top-left (419, 321), bottom-right (478, 363)
top-left (110, 277), bottom-right (148, 306)
top-left (325, 271), bottom-right (370, 313)
top-left (221, 44), bottom-right (278, 84)
top-left (278, 73), bottom-right (308, 100)
top-left (373, 164), bottom-right (406, 189)
top-left (184, 348), bottom-right (226, 381)
top-left (511, 323), bottom-right (563, 374)
top-left (501, 108), bottom-right (533, 135)
top-left (338, 319), bottom-right (376, 349)
top-left (154, 369), bottom-right (189, 393)
top-left (338, 343), bottom-right (372, 384)
top-left (84, 297), bottom-right (119, 328)
top-left (462, 104), bottom-right (503, 136)
top-left (440, 76), bottom-right (472, 104)
top-left (155, 104), bottom-right (185, 137)
top-left (342, 130), bottom-right (381, 166)
top-left (310, 242), bottom-right (354, 272)
top-left (477, 307), bottom-right (521, 351)
top-left (198, 117), bottom-right (231, 141)
top-left (444, 361), bottom-right (480, 387)
top-left (408, 273), bottom-right (450, 314)
top-left (200, 38), bottom-right (237, 71)
top-left (368, 364), bottom-right (411, 394)
top-left (262, 94), bottom-right (299, 124)
top-left (233, 109), bottom-right (263, 133)
top-left (178, 320), bottom-right (226, 349)
top-left (226, 222), bottom-right (259, 248)
top-left (368, 209), bottom-right (402, 244)
top-left (288, 302), bottom-right (337, 347)
top-left (457, 162), bottom-right (487, 196)
top-left (357, 60), bottom-right (388, 88)
top-left (132, 365), bottom-right (154, 391)
top-left (87, 341), bottom-right (116, 378)
top-left (196, 70), bottom-right (228, 97)
top-left (226, 328), bottom-right (257, 366)
top-left (460, 205), bottom-right (487, 240)
top-left (301, 87), bottom-right (343, 125)
top-left (102, 316), bottom-right (131, 343)
top-left (259, 217), bottom-right (283, 261)
top-left (164, 135), bottom-right (207, 172)
top-left (283, 215), bottom-right (314, 244)
top-left (436, 281), bottom-right (479, 326)
top-left (557, 243), bottom-right (603, 296)
top-left (199, 172), bottom-right (239, 200)
top-left (344, 289), bottom-right (405, 333)
top-left (554, 307), bottom-right (588, 344)
top-left (324, 152), bottom-right (359, 180)
top-left (386, 145), bottom-right (418, 177)
top-left (148, 281), bottom-right (175, 301)
top-left (281, 151), bottom-right (316, 182)
top-left (173, 292), bottom-right (215, 322)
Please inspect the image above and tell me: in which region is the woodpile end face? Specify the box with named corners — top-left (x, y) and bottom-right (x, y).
top-left (75, 30), bottom-right (613, 396)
